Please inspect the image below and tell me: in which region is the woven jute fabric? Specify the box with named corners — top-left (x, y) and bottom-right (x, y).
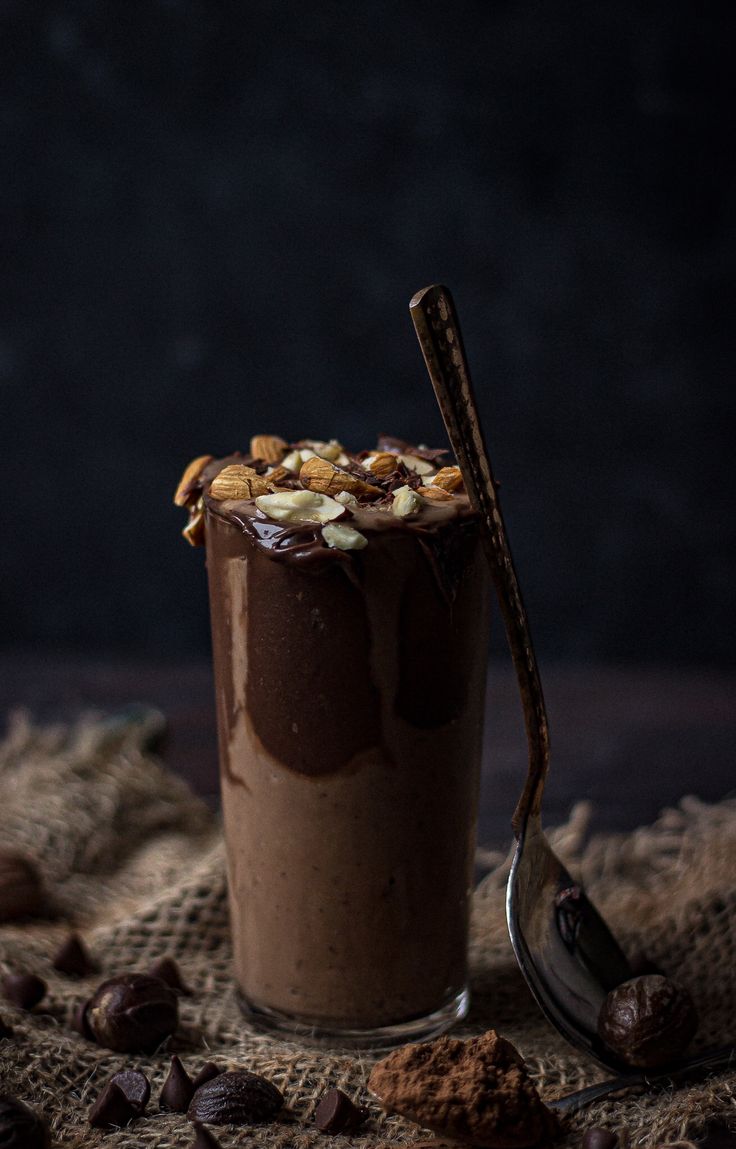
top-left (0, 709), bottom-right (734, 1148)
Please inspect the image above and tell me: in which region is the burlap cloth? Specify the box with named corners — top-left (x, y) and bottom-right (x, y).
top-left (0, 709), bottom-right (734, 1148)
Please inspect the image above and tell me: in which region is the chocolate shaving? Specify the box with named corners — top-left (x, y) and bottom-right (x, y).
top-left (376, 434), bottom-right (449, 463)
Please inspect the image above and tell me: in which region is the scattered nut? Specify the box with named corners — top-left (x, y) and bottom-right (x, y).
top-left (364, 451), bottom-right (400, 478)
top-left (52, 933), bottom-right (96, 978)
top-left (300, 456), bottom-right (382, 498)
top-left (391, 485), bottom-right (422, 517)
top-left (335, 490), bottom-right (358, 506)
top-left (83, 973), bottom-right (178, 1052)
top-left (3, 973), bottom-right (46, 1011)
top-left (282, 447), bottom-right (316, 471)
top-left (174, 455), bottom-right (214, 507)
top-left (321, 523), bottom-right (368, 551)
top-left (210, 465), bottom-right (269, 500)
top-left (255, 490), bottom-right (346, 525)
top-left (0, 1095), bottom-right (49, 1148)
top-left (597, 975), bottom-right (698, 1068)
top-left (187, 1070), bottom-right (283, 1125)
top-left (265, 465), bottom-right (291, 486)
top-left (431, 465), bottom-right (464, 491)
top-left (0, 850), bottom-right (45, 922)
top-left (301, 438), bottom-right (346, 463)
top-left (249, 434), bottom-right (287, 463)
top-left (418, 485), bottom-right (453, 501)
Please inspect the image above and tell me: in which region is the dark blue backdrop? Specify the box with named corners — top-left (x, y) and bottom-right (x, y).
top-left (2, 1), bottom-right (734, 663)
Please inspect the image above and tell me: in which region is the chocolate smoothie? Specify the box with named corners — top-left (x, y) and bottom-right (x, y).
top-left (176, 435), bottom-right (491, 1039)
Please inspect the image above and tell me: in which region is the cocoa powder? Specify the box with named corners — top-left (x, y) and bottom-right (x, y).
top-left (368, 1030), bottom-right (558, 1149)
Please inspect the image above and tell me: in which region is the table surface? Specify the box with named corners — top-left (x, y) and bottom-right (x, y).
top-left (1, 652), bottom-right (734, 848)
top-left (2, 652), bottom-right (736, 1146)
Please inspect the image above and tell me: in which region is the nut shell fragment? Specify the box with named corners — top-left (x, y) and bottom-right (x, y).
top-left (210, 465), bottom-right (270, 500)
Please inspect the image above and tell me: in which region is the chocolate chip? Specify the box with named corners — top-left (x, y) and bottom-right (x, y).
top-left (0, 1016), bottom-right (13, 1040)
top-left (160, 1054), bottom-right (195, 1112)
top-left (187, 1070), bottom-right (283, 1125)
top-left (315, 1087), bottom-right (367, 1133)
top-left (191, 1122), bottom-right (224, 1149)
top-left (0, 850), bottom-right (46, 922)
top-left (88, 1081), bottom-right (138, 1129)
top-left (191, 1061), bottom-right (222, 1090)
top-left (3, 973), bottom-right (46, 1011)
top-left (84, 973), bottom-right (178, 1052)
top-left (52, 933), bottom-right (96, 978)
top-left (0, 1094), bottom-right (49, 1148)
top-left (582, 1129), bottom-right (620, 1149)
top-left (109, 1068), bottom-right (150, 1114)
top-left (148, 955), bottom-right (191, 995)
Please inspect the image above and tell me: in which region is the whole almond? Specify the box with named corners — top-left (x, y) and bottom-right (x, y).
top-left (300, 457), bottom-right (382, 499)
top-left (250, 434), bottom-right (287, 464)
top-left (418, 485), bottom-right (453, 501)
top-left (174, 455), bottom-right (214, 507)
top-left (364, 451), bottom-right (399, 478)
top-left (431, 465), bottom-right (464, 492)
top-left (210, 465), bottom-right (269, 500)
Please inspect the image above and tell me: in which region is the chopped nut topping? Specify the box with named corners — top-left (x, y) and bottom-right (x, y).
top-left (301, 439), bottom-right (347, 464)
top-left (255, 490), bottom-right (346, 525)
top-left (299, 456), bottom-right (382, 498)
top-left (174, 455), bottom-right (214, 507)
top-left (335, 490), bottom-right (358, 506)
top-left (431, 465), bottom-right (464, 491)
top-left (321, 523), bottom-right (368, 550)
top-left (364, 452), bottom-right (400, 478)
top-left (282, 448), bottom-right (316, 472)
top-left (265, 465), bottom-right (291, 486)
top-left (391, 485), bottom-right (422, 517)
top-left (398, 453), bottom-right (434, 476)
top-left (249, 434), bottom-right (287, 463)
top-left (210, 465), bottom-right (270, 500)
top-left (418, 485), bottom-right (453, 501)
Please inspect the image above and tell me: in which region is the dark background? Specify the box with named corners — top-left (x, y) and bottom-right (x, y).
top-left (2, 0), bottom-right (734, 665)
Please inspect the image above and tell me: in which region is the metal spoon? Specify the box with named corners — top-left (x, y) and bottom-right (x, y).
top-left (409, 284), bottom-right (639, 1071)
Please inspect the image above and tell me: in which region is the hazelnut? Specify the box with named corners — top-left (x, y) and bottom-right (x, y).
top-left (83, 973), bottom-right (178, 1052)
top-left (597, 975), bottom-right (698, 1068)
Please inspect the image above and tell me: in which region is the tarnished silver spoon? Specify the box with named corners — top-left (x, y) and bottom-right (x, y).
top-left (409, 284), bottom-right (677, 1074)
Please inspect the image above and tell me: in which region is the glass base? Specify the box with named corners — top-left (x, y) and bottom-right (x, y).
top-left (238, 986), bottom-right (469, 1049)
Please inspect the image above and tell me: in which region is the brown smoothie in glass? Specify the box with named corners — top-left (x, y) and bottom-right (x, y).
top-left (176, 435), bottom-right (491, 1038)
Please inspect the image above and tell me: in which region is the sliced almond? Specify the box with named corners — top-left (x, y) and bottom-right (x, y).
top-left (210, 464), bottom-right (270, 500)
top-left (321, 522), bottom-right (368, 551)
top-left (300, 456), bottom-right (383, 499)
top-left (174, 454), bottom-right (214, 507)
top-left (364, 452), bottom-right (400, 478)
top-left (431, 465), bottom-right (464, 491)
top-left (182, 499), bottom-right (205, 546)
top-left (250, 434), bottom-right (287, 463)
top-left (418, 485), bottom-right (453, 501)
top-left (255, 489), bottom-right (345, 525)
top-left (391, 485), bottom-right (422, 517)
top-left (398, 453), bottom-right (434, 476)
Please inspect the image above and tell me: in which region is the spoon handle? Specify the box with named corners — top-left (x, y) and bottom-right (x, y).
top-left (548, 1044), bottom-right (736, 1115)
top-left (409, 284), bottom-right (548, 835)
